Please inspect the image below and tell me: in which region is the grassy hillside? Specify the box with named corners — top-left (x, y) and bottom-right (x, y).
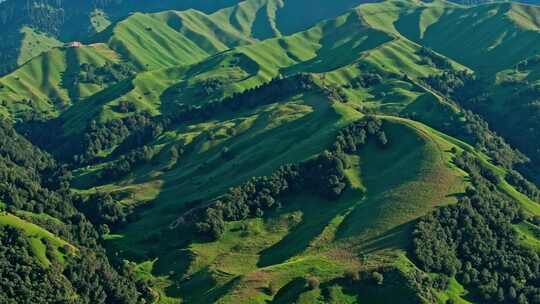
top-left (2, 0), bottom-right (540, 303)
top-left (359, 0), bottom-right (540, 73)
top-left (106, 10), bottom-right (254, 70)
top-left (17, 27), bottom-right (62, 66)
top-left (0, 43), bottom-right (121, 119)
top-left (65, 62), bottom-right (484, 302)
top-left (334, 118), bottom-right (467, 252)
top-left (54, 8), bottom-right (394, 137)
top-left (94, 105), bottom-right (473, 303)
top-left (0, 0), bottom-right (247, 76)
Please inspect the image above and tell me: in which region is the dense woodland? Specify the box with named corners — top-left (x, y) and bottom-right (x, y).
top-left (421, 69), bottom-right (540, 185)
top-left (77, 62), bottom-right (136, 86)
top-left (0, 119), bottom-right (153, 303)
top-left (413, 152), bottom-right (540, 303)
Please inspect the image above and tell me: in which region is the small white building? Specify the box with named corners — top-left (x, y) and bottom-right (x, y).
top-left (64, 41), bottom-right (83, 48)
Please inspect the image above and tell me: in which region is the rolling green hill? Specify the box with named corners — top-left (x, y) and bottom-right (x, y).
top-left (0, 43), bottom-right (122, 119)
top-left (0, 0), bottom-right (247, 75)
top-left (1, 0), bottom-right (540, 303)
top-left (360, 0), bottom-right (540, 73)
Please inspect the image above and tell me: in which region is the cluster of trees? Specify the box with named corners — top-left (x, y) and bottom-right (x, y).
top-left (196, 78), bottom-right (225, 98)
top-left (0, 119), bottom-right (152, 303)
top-left (458, 110), bottom-right (527, 169)
top-left (74, 112), bottom-right (158, 165)
top-left (75, 192), bottom-right (134, 229)
top-left (421, 70), bottom-right (479, 98)
top-left (347, 72), bottom-right (383, 89)
top-left (340, 265), bottom-right (433, 303)
top-left (0, 224), bottom-right (152, 304)
top-left (422, 69), bottom-right (540, 187)
top-left (417, 47), bottom-right (452, 70)
top-left (421, 71), bottom-right (528, 169)
top-left (175, 116), bottom-right (387, 240)
top-left (116, 100), bottom-right (138, 113)
top-left (517, 55), bottom-right (540, 71)
top-left (184, 151), bottom-right (348, 240)
top-left (413, 152), bottom-right (540, 303)
top-left (507, 88), bottom-right (540, 183)
top-left (99, 145), bottom-right (154, 182)
top-left (0, 119), bottom-right (73, 218)
top-left (162, 77), bottom-right (227, 105)
top-left (334, 116), bottom-right (387, 152)
top-left (322, 83), bottom-right (349, 103)
top-left (78, 62), bottom-right (136, 86)
top-left (507, 169), bottom-right (540, 202)
top-left (168, 73), bottom-right (318, 120)
top-left (0, 226), bottom-right (74, 303)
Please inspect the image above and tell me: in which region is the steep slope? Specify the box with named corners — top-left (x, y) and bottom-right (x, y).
top-left (17, 7), bottom-right (394, 143)
top-left (93, 88), bottom-right (469, 303)
top-left (0, 0), bottom-right (373, 76)
top-left (105, 9), bottom-right (255, 69)
top-left (102, 0), bottom-right (379, 70)
top-left (0, 43), bottom-right (123, 119)
top-left (356, 0), bottom-right (540, 183)
top-left (0, 0), bottom-right (244, 75)
top-left (0, 0), bottom-right (382, 121)
top-left (359, 0), bottom-right (540, 73)
top-left (0, 212), bottom-right (75, 267)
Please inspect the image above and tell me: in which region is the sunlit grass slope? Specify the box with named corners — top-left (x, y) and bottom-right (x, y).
top-left (359, 0), bottom-right (540, 73)
top-left (17, 26), bottom-right (62, 67)
top-left (0, 43), bottom-right (120, 119)
top-left (335, 117), bottom-right (467, 252)
top-left (104, 0), bottom-right (374, 70)
top-left (4, 0), bottom-right (540, 302)
top-left (106, 10), bottom-right (254, 70)
top-left (56, 8), bottom-right (394, 134)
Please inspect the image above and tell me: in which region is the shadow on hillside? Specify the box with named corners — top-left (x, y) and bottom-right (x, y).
top-left (258, 190), bottom-right (360, 268)
top-left (166, 267), bottom-right (240, 303)
top-left (58, 76), bottom-right (135, 131)
top-left (280, 12), bottom-right (393, 75)
top-left (267, 277), bottom-right (307, 304)
top-left (159, 52), bottom-right (260, 111)
top-left (104, 92), bottom-right (340, 301)
top-left (60, 47), bottom-right (82, 103)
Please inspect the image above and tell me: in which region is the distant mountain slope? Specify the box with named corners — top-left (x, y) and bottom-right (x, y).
top-left (0, 43), bottom-right (123, 119)
top-left (105, 9), bottom-right (256, 70)
top-left (47, 8), bottom-right (394, 139)
top-left (97, 0), bottom-right (377, 69)
top-left (359, 0), bottom-right (540, 72)
top-left (0, 0), bottom-right (244, 75)
top-left (0, 0), bottom-right (386, 122)
top-left (0, 0), bottom-right (374, 76)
